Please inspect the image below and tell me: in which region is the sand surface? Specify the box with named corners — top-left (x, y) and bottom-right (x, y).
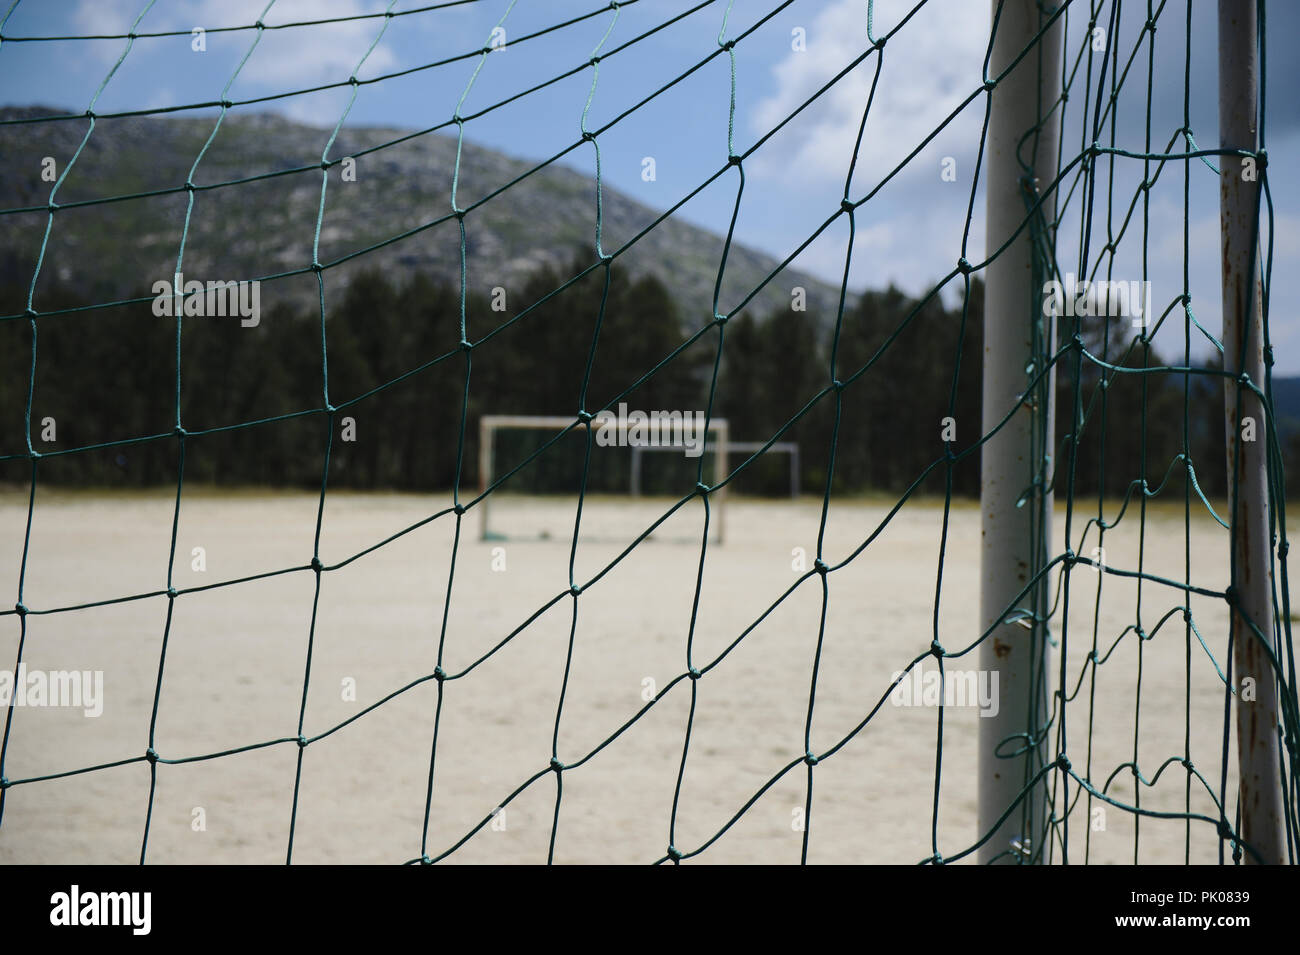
top-left (0, 488), bottom-right (1263, 864)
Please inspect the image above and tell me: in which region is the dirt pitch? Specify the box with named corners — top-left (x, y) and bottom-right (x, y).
top-left (0, 488), bottom-right (1257, 864)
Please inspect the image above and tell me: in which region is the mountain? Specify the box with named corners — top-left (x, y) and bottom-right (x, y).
top-left (0, 105), bottom-right (848, 329)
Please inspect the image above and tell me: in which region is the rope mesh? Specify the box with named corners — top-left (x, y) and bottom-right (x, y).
top-left (0, 0), bottom-right (1295, 865)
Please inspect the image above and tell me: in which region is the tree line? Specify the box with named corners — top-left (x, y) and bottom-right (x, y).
top-left (0, 256), bottom-right (1271, 502)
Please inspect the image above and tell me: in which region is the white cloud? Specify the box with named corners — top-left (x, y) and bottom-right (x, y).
top-left (742, 0), bottom-right (992, 300)
top-left (751, 0), bottom-right (989, 187)
top-left (74, 0), bottom-right (398, 91)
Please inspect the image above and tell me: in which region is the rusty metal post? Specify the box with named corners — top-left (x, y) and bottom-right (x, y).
top-left (1218, 0), bottom-right (1285, 864)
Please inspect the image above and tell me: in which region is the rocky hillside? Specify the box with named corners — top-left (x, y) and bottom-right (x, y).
top-left (0, 105), bottom-right (847, 328)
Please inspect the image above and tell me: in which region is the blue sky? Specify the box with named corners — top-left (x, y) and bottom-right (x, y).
top-left (3, 0), bottom-right (1298, 369)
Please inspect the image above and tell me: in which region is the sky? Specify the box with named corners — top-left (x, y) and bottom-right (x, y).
top-left (2, 0), bottom-right (1298, 369)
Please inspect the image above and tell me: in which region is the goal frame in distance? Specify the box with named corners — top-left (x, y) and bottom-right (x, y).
top-left (477, 414), bottom-right (731, 542)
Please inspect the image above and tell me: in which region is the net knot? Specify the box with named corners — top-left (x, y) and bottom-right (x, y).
top-left (688, 666), bottom-right (701, 681)
top-left (1217, 818), bottom-right (1233, 840)
top-left (453, 502), bottom-right (466, 516)
top-left (24, 306), bottom-right (37, 317)
top-left (930, 640), bottom-right (945, 658)
top-left (982, 78), bottom-right (995, 93)
top-left (695, 481), bottom-right (710, 496)
top-left (569, 583), bottom-right (583, 597)
top-left (85, 109), bottom-right (96, 119)
top-left (184, 180), bottom-right (196, 192)
top-left (577, 410), bottom-right (594, 424)
top-left (1144, 17), bottom-right (1157, 34)
top-left (46, 200), bottom-right (58, 213)
top-left (220, 99), bottom-right (233, 109)
top-left (1055, 753), bottom-right (1071, 773)
top-left (14, 602), bottom-right (27, 617)
top-left (803, 752), bottom-right (818, 766)
top-left (254, 19), bottom-right (265, 29)
top-left (956, 257), bottom-right (973, 275)
top-left (813, 557), bottom-right (829, 575)
top-left (310, 556), bottom-right (323, 573)
top-left (310, 261), bottom-right (323, 272)
top-left (728, 154), bottom-right (742, 167)
top-left (145, 747), bottom-right (159, 764)
top-left (720, 39), bottom-right (736, 51)
top-left (581, 130), bottom-right (595, 142)
top-left (839, 198), bottom-right (855, 215)
top-left (459, 338), bottom-right (473, 352)
top-left (1223, 585), bottom-right (1237, 606)
top-left (296, 735), bottom-right (308, 749)
top-left (167, 587), bottom-right (177, 599)
top-left (173, 426), bottom-right (187, 439)
top-left (549, 757), bottom-right (564, 774)
top-left (1182, 757), bottom-right (1195, 772)
top-left (666, 845), bottom-right (682, 862)
top-left (831, 378), bottom-right (844, 392)
top-left (588, 55), bottom-right (601, 67)
top-left (348, 75), bottom-right (360, 86)
top-left (433, 665), bottom-right (447, 682)
top-left (0, 776), bottom-right (8, 790)
top-left (1278, 540), bottom-right (1289, 559)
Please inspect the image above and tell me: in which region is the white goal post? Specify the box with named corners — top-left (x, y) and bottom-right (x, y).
top-left (478, 414), bottom-right (731, 542)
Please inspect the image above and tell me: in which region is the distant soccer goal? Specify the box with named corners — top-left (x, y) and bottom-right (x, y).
top-left (478, 414), bottom-right (731, 542)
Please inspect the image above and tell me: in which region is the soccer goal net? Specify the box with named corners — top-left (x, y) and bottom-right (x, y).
top-left (0, 0), bottom-right (1295, 866)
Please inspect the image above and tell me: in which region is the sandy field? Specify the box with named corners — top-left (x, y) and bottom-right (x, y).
top-left (0, 487), bottom-right (1266, 864)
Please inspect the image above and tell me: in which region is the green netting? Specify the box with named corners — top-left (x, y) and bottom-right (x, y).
top-left (0, 0), bottom-right (1296, 865)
